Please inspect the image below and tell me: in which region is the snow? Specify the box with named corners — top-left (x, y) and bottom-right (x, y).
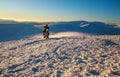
top-left (0, 34), bottom-right (120, 77)
top-left (0, 21), bottom-right (120, 77)
top-left (0, 24), bottom-right (42, 42)
top-left (80, 24), bottom-right (89, 27)
top-left (50, 32), bottom-right (83, 38)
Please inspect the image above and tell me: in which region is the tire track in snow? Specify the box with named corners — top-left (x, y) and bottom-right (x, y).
top-left (52, 43), bottom-right (66, 56)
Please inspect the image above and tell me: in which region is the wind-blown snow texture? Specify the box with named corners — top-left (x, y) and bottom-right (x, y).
top-left (0, 21), bottom-right (120, 77)
top-left (0, 34), bottom-right (120, 77)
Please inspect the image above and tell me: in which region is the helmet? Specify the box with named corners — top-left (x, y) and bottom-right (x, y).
top-left (44, 24), bottom-right (49, 29)
top-left (45, 24), bottom-right (48, 27)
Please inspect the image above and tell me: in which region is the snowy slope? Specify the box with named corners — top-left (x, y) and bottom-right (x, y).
top-left (0, 24), bottom-right (42, 42)
top-left (0, 33), bottom-right (120, 77)
top-left (0, 21), bottom-right (120, 42)
top-left (49, 21), bottom-right (120, 35)
top-left (0, 21), bottom-right (120, 77)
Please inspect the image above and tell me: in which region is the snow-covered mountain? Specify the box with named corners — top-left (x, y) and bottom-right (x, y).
top-left (50, 21), bottom-right (120, 35)
top-left (0, 24), bottom-right (42, 42)
top-left (1, 21), bottom-right (120, 42)
top-left (0, 19), bottom-right (18, 24)
top-left (0, 21), bottom-right (120, 77)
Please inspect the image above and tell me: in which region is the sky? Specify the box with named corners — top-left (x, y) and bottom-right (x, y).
top-left (0, 0), bottom-right (120, 23)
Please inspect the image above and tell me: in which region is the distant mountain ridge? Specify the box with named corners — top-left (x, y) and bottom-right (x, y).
top-left (0, 20), bottom-right (120, 42)
top-left (0, 19), bottom-right (19, 24)
top-left (0, 19), bottom-right (49, 25)
top-left (50, 21), bottom-right (120, 35)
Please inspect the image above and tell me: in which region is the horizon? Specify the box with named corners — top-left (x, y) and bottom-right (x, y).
top-left (0, 0), bottom-right (120, 24)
